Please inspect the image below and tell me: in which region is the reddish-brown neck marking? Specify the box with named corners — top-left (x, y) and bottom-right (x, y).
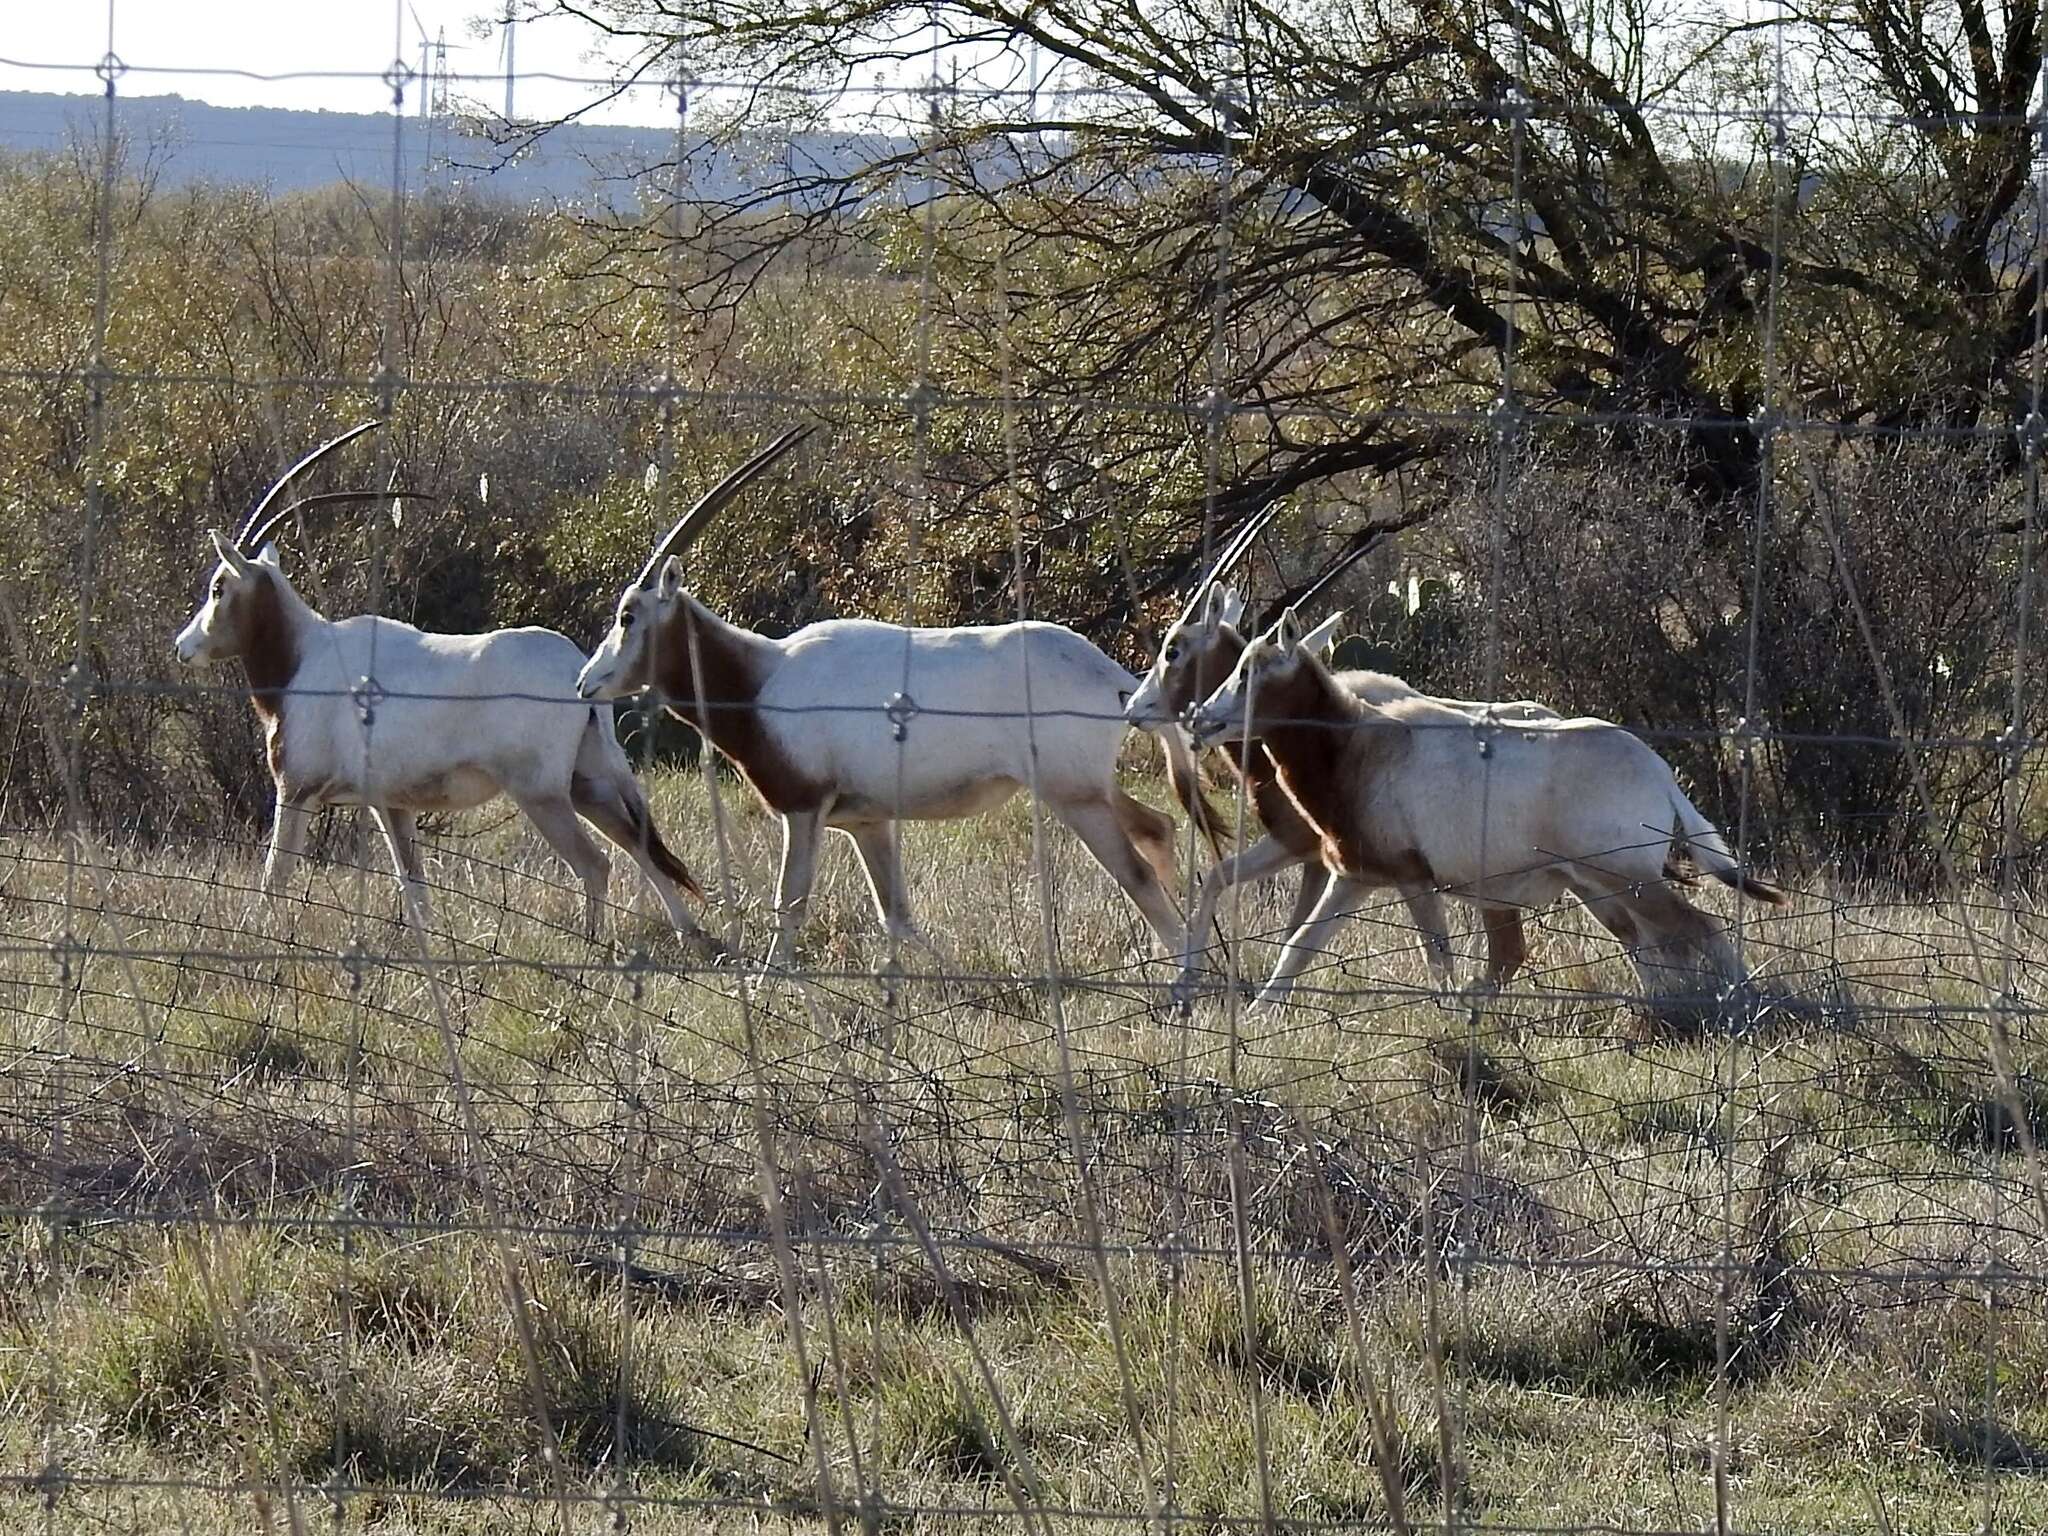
top-left (650, 596), bottom-right (825, 813)
top-left (1174, 624), bottom-right (1313, 848)
top-left (214, 569), bottom-right (302, 791)
top-left (1254, 654), bottom-right (1426, 884)
top-left (224, 570), bottom-right (302, 727)
top-left (1174, 625), bottom-right (1277, 794)
top-left (1163, 623), bottom-right (1250, 723)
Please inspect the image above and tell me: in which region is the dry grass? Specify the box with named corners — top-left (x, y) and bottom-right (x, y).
top-left (3, 769), bottom-right (2048, 1532)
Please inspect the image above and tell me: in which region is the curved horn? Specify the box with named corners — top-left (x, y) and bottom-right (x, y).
top-left (239, 488), bottom-right (440, 558)
top-left (636, 425), bottom-right (815, 588)
top-left (1172, 501), bottom-right (1281, 632)
top-left (235, 420), bottom-right (385, 554)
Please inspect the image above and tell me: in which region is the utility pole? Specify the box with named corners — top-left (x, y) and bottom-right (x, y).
top-left (502, 1), bottom-right (516, 120)
top-left (432, 27), bottom-right (450, 118)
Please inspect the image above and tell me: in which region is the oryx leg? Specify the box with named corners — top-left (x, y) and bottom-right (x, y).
top-left (1564, 876), bottom-right (1642, 948)
top-left (572, 777), bottom-right (720, 954)
top-left (1186, 833), bottom-right (1313, 965)
top-left (846, 821), bottom-right (938, 955)
top-left (1624, 882), bottom-right (1744, 995)
top-left (1396, 883), bottom-right (1458, 990)
top-left (1254, 875), bottom-right (1374, 1009)
top-left (1477, 907), bottom-right (1530, 990)
top-left (263, 791), bottom-right (313, 895)
top-left (1114, 789), bottom-right (1180, 892)
top-left (1286, 863), bottom-right (1334, 939)
top-left (1049, 794), bottom-right (1185, 955)
top-left (366, 804), bottom-right (432, 928)
top-left (771, 808), bottom-right (827, 965)
top-left (510, 792), bottom-right (613, 938)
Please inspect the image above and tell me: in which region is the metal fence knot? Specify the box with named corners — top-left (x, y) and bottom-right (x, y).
top-left (339, 937), bottom-right (368, 994)
top-left (350, 674), bottom-right (384, 729)
top-left (32, 1458), bottom-right (68, 1513)
top-left (58, 660), bottom-right (92, 718)
top-left (380, 57), bottom-right (415, 98)
top-left (885, 690), bottom-right (919, 742)
top-left (49, 929), bottom-right (78, 984)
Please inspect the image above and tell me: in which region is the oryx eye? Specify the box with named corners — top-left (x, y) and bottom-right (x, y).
top-left (619, 610), bottom-right (636, 630)
top-left (1164, 643), bottom-right (1179, 662)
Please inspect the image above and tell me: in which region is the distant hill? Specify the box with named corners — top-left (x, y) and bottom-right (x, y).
top-left (0, 89), bottom-right (904, 209)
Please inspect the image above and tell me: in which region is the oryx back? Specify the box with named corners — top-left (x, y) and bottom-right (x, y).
top-left (757, 619), bottom-right (1135, 816)
top-left (1382, 709), bottom-right (1706, 902)
top-left (279, 618), bottom-right (590, 810)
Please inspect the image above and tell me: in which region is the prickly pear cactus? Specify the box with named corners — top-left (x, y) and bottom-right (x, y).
top-left (1327, 576), bottom-right (1464, 683)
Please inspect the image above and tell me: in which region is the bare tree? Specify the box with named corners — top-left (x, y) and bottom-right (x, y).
top-left (530, 0), bottom-right (2045, 496)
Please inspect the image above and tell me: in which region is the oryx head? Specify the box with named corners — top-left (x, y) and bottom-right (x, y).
top-left (1191, 605), bottom-right (1346, 748)
top-left (578, 426), bottom-right (814, 702)
top-left (1125, 504), bottom-right (1376, 736)
top-left (174, 421), bottom-right (388, 666)
top-left (1122, 505), bottom-right (1275, 732)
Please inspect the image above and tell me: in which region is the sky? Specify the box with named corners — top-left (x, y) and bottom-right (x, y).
top-left (0, 1), bottom-right (677, 126)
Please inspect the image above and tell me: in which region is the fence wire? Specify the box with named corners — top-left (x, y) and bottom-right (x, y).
top-left (3, 2), bottom-right (2048, 1533)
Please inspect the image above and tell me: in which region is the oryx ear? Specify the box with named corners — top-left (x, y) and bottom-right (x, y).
top-left (208, 529), bottom-right (253, 577)
top-left (1274, 605), bottom-right (1306, 651)
top-left (1219, 586), bottom-right (1246, 630)
top-left (253, 542), bottom-right (282, 570)
top-left (656, 556), bottom-right (684, 602)
top-left (1299, 611), bottom-right (1345, 656)
top-left (1201, 584), bottom-right (1231, 628)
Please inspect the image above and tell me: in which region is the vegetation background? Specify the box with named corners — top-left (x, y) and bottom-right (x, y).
top-left (5, 0), bottom-right (2048, 882)
top-left (6, 0), bottom-right (2048, 1526)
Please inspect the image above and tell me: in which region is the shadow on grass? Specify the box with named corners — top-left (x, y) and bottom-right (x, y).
top-left (1449, 1302), bottom-right (1721, 1396)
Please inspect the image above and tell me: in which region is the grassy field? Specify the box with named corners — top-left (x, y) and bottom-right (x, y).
top-left (3, 770), bottom-right (2047, 1533)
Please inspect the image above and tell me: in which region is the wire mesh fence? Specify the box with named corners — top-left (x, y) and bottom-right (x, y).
top-left (4, 2), bottom-right (2048, 1531)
